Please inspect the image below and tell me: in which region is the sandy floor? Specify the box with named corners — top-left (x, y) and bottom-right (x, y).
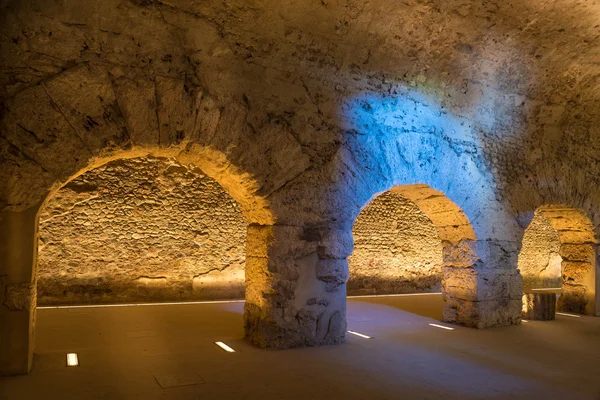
top-left (1, 294), bottom-right (599, 400)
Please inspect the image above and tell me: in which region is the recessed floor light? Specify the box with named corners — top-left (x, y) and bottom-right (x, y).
top-left (215, 341), bottom-right (235, 352)
top-left (66, 353), bottom-right (79, 367)
top-left (556, 312), bottom-right (581, 318)
top-left (347, 330), bottom-right (372, 339)
top-left (521, 319), bottom-right (529, 323)
top-left (429, 323), bottom-right (455, 330)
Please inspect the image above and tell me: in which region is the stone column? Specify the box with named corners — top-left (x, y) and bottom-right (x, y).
top-left (442, 240), bottom-right (523, 328)
top-left (244, 225), bottom-right (349, 348)
top-left (558, 243), bottom-right (597, 315)
top-left (0, 205), bottom-right (40, 375)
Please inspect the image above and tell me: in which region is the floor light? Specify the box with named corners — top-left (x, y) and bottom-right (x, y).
top-left (215, 341), bottom-right (236, 352)
top-left (429, 323), bottom-right (455, 330)
top-left (556, 312), bottom-right (580, 318)
top-left (66, 353), bottom-right (79, 367)
top-left (347, 330), bottom-right (372, 339)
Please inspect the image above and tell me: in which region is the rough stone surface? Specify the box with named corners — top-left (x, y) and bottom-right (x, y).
top-left (3, 282), bottom-right (36, 312)
top-left (518, 214), bottom-right (562, 288)
top-left (1, 0), bottom-right (600, 368)
top-left (349, 191), bottom-right (443, 295)
top-left (37, 157), bottom-right (247, 304)
top-left (518, 206), bottom-right (597, 314)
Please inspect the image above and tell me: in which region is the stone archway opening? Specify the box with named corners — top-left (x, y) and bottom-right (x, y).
top-left (350, 184), bottom-right (478, 323)
top-left (37, 156), bottom-right (248, 306)
top-left (349, 191), bottom-right (444, 296)
top-left (518, 205), bottom-right (598, 315)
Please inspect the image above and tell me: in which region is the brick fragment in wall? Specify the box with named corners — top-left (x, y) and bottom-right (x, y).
top-left (348, 191), bottom-right (444, 295)
top-left (37, 156), bottom-right (247, 305)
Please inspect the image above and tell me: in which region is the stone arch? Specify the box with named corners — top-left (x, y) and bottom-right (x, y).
top-left (349, 190), bottom-right (445, 295)
top-left (37, 156), bottom-right (249, 305)
top-left (518, 205), bottom-right (598, 315)
top-left (0, 62), bottom-right (313, 374)
top-left (350, 184), bottom-right (479, 324)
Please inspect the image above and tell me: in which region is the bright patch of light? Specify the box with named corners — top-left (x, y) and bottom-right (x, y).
top-left (37, 293), bottom-right (443, 310)
top-left (348, 292), bottom-right (441, 299)
top-left (347, 330), bottom-right (372, 339)
top-left (556, 312), bottom-right (581, 318)
top-left (521, 319), bottom-right (529, 323)
top-left (66, 353), bottom-right (79, 367)
top-left (429, 323), bottom-right (455, 330)
top-left (530, 288), bottom-right (562, 291)
top-left (37, 299), bottom-right (245, 310)
top-left (215, 341), bottom-right (235, 352)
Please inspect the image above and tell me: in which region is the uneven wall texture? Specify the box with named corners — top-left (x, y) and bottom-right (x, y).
top-left (348, 191), bottom-right (443, 295)
top-left (37, 157), bottom-right (247, 305)
top-left (2, 0), bottom-right (600, 359)
top-left (518, 206), bottom-right (598, 314)
top-left (518, 214), bottom-right (562, 289)
top-left (40, 173), bottom-right (446, 303)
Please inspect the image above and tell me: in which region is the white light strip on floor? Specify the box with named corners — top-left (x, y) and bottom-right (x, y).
top-left (347, 292), bottom-right (442, 299)
top-left (37, 299), bottom-right (245, 310)
top-left (530, 288), bottom-right (562, 291)
top-left (347, 330), bottom-right (372, 339)
top-left (556, 312), bottom-right (581, 318)
top-left (66, 353), bottom-right (79, 367)
top-left (37, 292), bottom-right (443, 310)
top-left (429, 323), bottom-right (455, 331)
top-left (521, 319), bottom-right (529, 323)
top-left (215, 341), bottom-right (236, 352)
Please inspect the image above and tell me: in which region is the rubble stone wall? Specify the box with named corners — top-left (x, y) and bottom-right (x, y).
top-left (37, 157), bottom-right (247, 305)
top-left (348, 191), bottom-right (443, 295)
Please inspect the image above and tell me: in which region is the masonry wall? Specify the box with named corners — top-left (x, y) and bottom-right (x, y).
top-left (518, 214), bottom-right (562, 289)
top-left (39, 166), bottom-right (445, 304)
top-left (37, 157), bottom-right (247, 305)
top-left (348, 192), bottom-right (443, 295)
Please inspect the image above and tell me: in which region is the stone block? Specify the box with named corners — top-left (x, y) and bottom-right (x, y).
top-left (442, 239), bottom-right (478, 268)
top-left (560, 243), bottom-right (595, 262)
top-left (317, 228), bottom-right (354, 259)
top-left (316, 259), bottom-right (349, 292)
top-left (442, 267), bottom-right (522, 302)
top-left (43, 64), bottom-right (130, 152)
top-left (443, 296), bottom-right (522, 328)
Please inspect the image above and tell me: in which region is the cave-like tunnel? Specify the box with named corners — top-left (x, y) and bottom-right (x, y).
top-left (1, 0), bottom-right (599, 398)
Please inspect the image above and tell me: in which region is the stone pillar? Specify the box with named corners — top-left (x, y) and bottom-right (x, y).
top-left (557, 243), bottom-right (597, 315)
top-left (0, 205), bottom-right (39, 375)
top-left (244, 225), bottom-right (349, 348)
top-left (442, 240), bottom-right (522, 328)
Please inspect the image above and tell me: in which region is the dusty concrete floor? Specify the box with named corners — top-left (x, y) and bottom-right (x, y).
top-left (1, 294), bottom-right (599, 400)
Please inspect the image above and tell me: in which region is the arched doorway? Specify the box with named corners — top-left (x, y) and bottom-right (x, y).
top-left (0, 64), bottom-right (287, 374)
top-left (518, 206), bottom-right (598, 315)
top-left (37, 156), bottom-right (247, 306)
top-left (350, 184), bottom-right (478, 324)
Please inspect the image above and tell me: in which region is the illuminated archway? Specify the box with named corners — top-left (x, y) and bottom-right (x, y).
top-left (351, 184), bottom-right (478, 322)
top-left (0, 64), bottom-right (291, 374)
top-left (37, 156), bottom-right (248, 305)
top-left (518, 205), bottom-right (598, 315)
